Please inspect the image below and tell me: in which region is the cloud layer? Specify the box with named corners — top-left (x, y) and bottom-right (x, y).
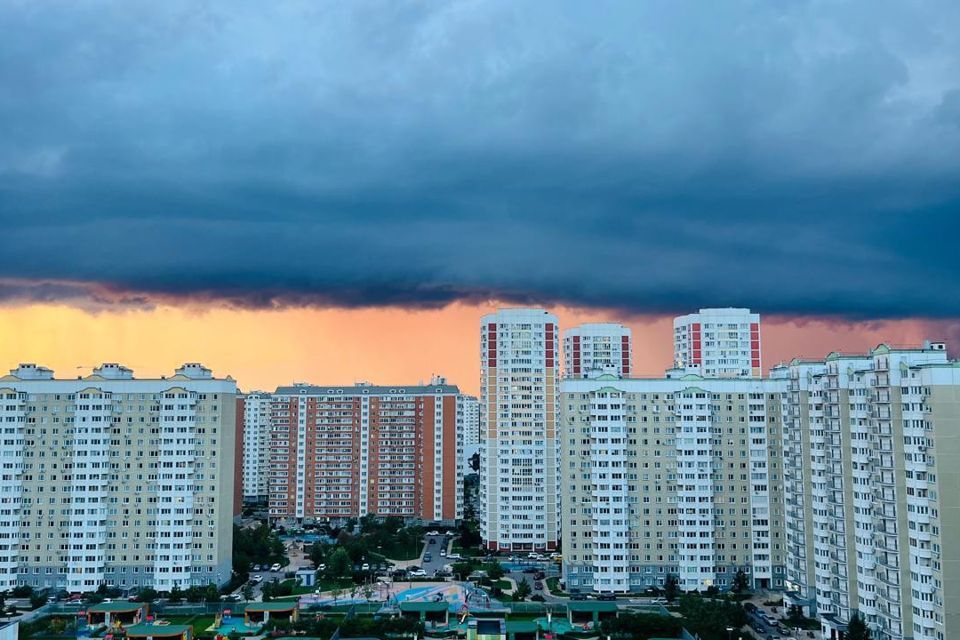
top-left (2, 1), bottom-right (960, 317)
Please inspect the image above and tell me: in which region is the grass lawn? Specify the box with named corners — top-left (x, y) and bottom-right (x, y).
top-left (155, 614), bottom-right (217, 636)
top-left (378, 539), bottom-right (425, 561)
top-left (494, 579), bottom-right (513, 591)
top-left (281, 578), bottom-right (319, 595)
top-left (315, 576), bottom-right (357, 591)
top-left (545, 577), bottom-right (567, 596)
top-left (451, 541), bottom-right (483, 557)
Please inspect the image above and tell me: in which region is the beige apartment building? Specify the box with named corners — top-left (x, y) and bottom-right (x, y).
top-left (779, 342), bottom-right (960, 640)
top-left (0, 362), bottom-right (237, 594)
top-left (560, 369), bottom-right (787, 594)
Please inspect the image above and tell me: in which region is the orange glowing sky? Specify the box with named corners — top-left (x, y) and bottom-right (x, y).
top-left (0, 302), bottom-right (949, 396)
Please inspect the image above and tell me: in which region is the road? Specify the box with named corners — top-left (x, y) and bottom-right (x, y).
top-left (419, 532), bottom-right (451, 575)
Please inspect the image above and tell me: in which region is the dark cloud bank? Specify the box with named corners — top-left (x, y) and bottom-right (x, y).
top-left (1, 1), bottom-right (960, 318)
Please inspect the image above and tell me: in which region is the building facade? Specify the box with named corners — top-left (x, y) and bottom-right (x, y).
top-left (240, 391), bottom-right (272, 504)
top-left (560, 371), bottom-right (787, 594)
top-left (780, 342), bottom-right (960, 640)
top-left (0, 362), bottom-right (237, 593)
top-left (480, 308), bottom-right (560, 551)
top-left (673, 308), bottom-right (761, 378)
top-left (265, 379), bottom-right (464, 524)
top-left (563, 323), bottom-right (632, 378)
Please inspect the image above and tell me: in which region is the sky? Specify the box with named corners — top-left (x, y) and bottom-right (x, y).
top-left (2, 1), bottom-right (960, 393)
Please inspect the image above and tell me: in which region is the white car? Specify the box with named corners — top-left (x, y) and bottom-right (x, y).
top-left (270, 563), bottom-right (282, 572)
top-left (410, 569), bottom-right (427, 577)
top-left (440, 550), bottom-right (446, 557)
top-left (361, 563), bottom-right (370, 571)
top-left (251, 575), bottom-right (263, 583)
top-left (427, 530), bottom-right (440, 536)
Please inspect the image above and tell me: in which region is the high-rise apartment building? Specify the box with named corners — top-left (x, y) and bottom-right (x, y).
top-left (778, 342), bottom-right (960, 640)
top-left (480, 308), bottom-right (560, 551)
top-left (0, 362), bottom-right (237, 593)
top-left (563, 323), bottom-right (632, 378)
top-left (462, 395), bottom-right (481, 471)
top-left (239, 391), bottom-right (272, 505)
top-left (560, 369), bottom-right (787, 594)
top-left (265, 379), bottom-right (464, 524)
top-left (674, 308), bottom-right (761, 378)
top-left (463, 395), bottom-right (480, 447)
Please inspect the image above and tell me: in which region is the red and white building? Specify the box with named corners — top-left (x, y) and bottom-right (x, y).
top-left (263, 378), bottom-right (465, 524)
top-left (480, 308), bottom-right (560, 551)
top-left (563, 323), bottom-right (632, 378)
top-left (673, 308), bottom-right (761, 378)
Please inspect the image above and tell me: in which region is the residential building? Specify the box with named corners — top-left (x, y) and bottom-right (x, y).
top-left (673, 308), bottom-right (761, 378)
top-left (560, 369), bottom-right (787, 594)
top-left (240, 391), bottom-right (272, 505)
top-left (462, 395), bottom-right (481, 471)
top-left (0, 362), bottom-right (237, 593)
top-left (480, 308), bottom-right (560, 551)
top-left (265, 378), bottom-right (464, 524)
top-left (779, 342), bottom-right (960, 640)
top-left (563, 323), bottom-right (632, 378)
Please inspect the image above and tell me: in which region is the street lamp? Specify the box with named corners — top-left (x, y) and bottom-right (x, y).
top-left (726, 627), bottom-right (734, 640)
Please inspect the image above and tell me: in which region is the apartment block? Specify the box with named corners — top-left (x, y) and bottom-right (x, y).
top-left (779, 342), bottom-right (960, 640)
top-left (563, 323), bottom-right (632, 378)
top-left (674, 308), bottom-right (761, 378)
top-left (0, 362), bottom-right (237, 593)
top-left (265, 379), bottom-right (464, 523)
top-left (560, 370), bottom-right (786, 594)
top-left (480, 308), bottom-right (560, 551)
top-left (239, 391), bottom-right (272, 504)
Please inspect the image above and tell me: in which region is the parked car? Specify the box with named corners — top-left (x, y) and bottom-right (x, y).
top-left (410, 569), bottom-right (427, 577)
top-left (534, 571), bottom-right (545, 580)
top-left (361, 563), bottom-right (370, 571)
top-left (429, 538), bottom-right (436, 545)
top-left (424, 553), bottom-right (433, 562)
top-left (440, 550), bottom-right (446, 557)
top-left (651, 597), bottom-right (668, 605)
top-left (598, 594), bottom-right (616, 601)
top-left (427, 530), bottom-right (440, 536)
top-left (270, 563), bottom-right (282, 572)
top-left (446, 553), bottom-right (462, 560)
top-left (251, 575), bottom-right (263, 583)
top-left (523, 567), bottom-right (539, 574)
top-left (534, 581), bottom-right (544, 590)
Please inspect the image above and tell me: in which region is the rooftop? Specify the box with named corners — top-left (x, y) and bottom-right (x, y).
top-left (399, 602), bottom-right (449, 613)
top-left (567, 601), bottom-right (619, 613)
top-left (275, 383), bottom-right (461, 396)
top-left (245, 601), bottom-right (299, 612)
top-left (88, 602), bottom-right (147, 612)
top-left (124, 624), bottom-right (191, 637)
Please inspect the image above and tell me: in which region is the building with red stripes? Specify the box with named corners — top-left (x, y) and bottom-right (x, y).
top-left (479, 308), bottom-right (560, 551)
top-left (673, 308), bottom-right (761, 378)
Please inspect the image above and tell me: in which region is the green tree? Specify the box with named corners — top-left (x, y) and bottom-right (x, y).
top-left (846, 613), bottom-right (872, 640)
top-left (486, 560), bottom-right (505, 581)
top-left (513, 577), bottom-right (532, 601)
top-left (242, 583), bottom-right (254, 601)
top-left (204, 583), bottom-right (221, 603)
top-left (29, 593), bottom-right (46, 610)
top-left (600, 612), bottom-right (683, 640)
top-left (664, 574), bottom-right (679, 603)
top-left (328, 548), bottom-right (352, 578)
top-left (732, 569), bottom-right (750, 593)
top-left (136, 587), bottom-right (159, 602)
top-left (168, 585), bottom-right (183, 604)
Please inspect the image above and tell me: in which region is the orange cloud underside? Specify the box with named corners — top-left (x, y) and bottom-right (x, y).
top-left (0, 302), bottom-right (944, 396)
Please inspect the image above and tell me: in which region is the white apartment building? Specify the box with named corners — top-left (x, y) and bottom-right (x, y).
top-left (779, 342), bottom-right (960, 640)
top-left (480, 308), bottom-right (560, 551)
top-left (462, 395), bottom-right (481, 470)
top-left (561, 370), bottom-right (787, 594)
top-left (0, 362), bottom-right (237, 593)
top-left (563, 323), bottom-right (632, 378)
top-left (674, 308), bottom-right (761, 378)
top-left (240, 391), bottom-right (271, 504)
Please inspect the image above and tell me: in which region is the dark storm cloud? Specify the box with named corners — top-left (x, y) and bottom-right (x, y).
top-left (2, 0), bottom-right (960, 318)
